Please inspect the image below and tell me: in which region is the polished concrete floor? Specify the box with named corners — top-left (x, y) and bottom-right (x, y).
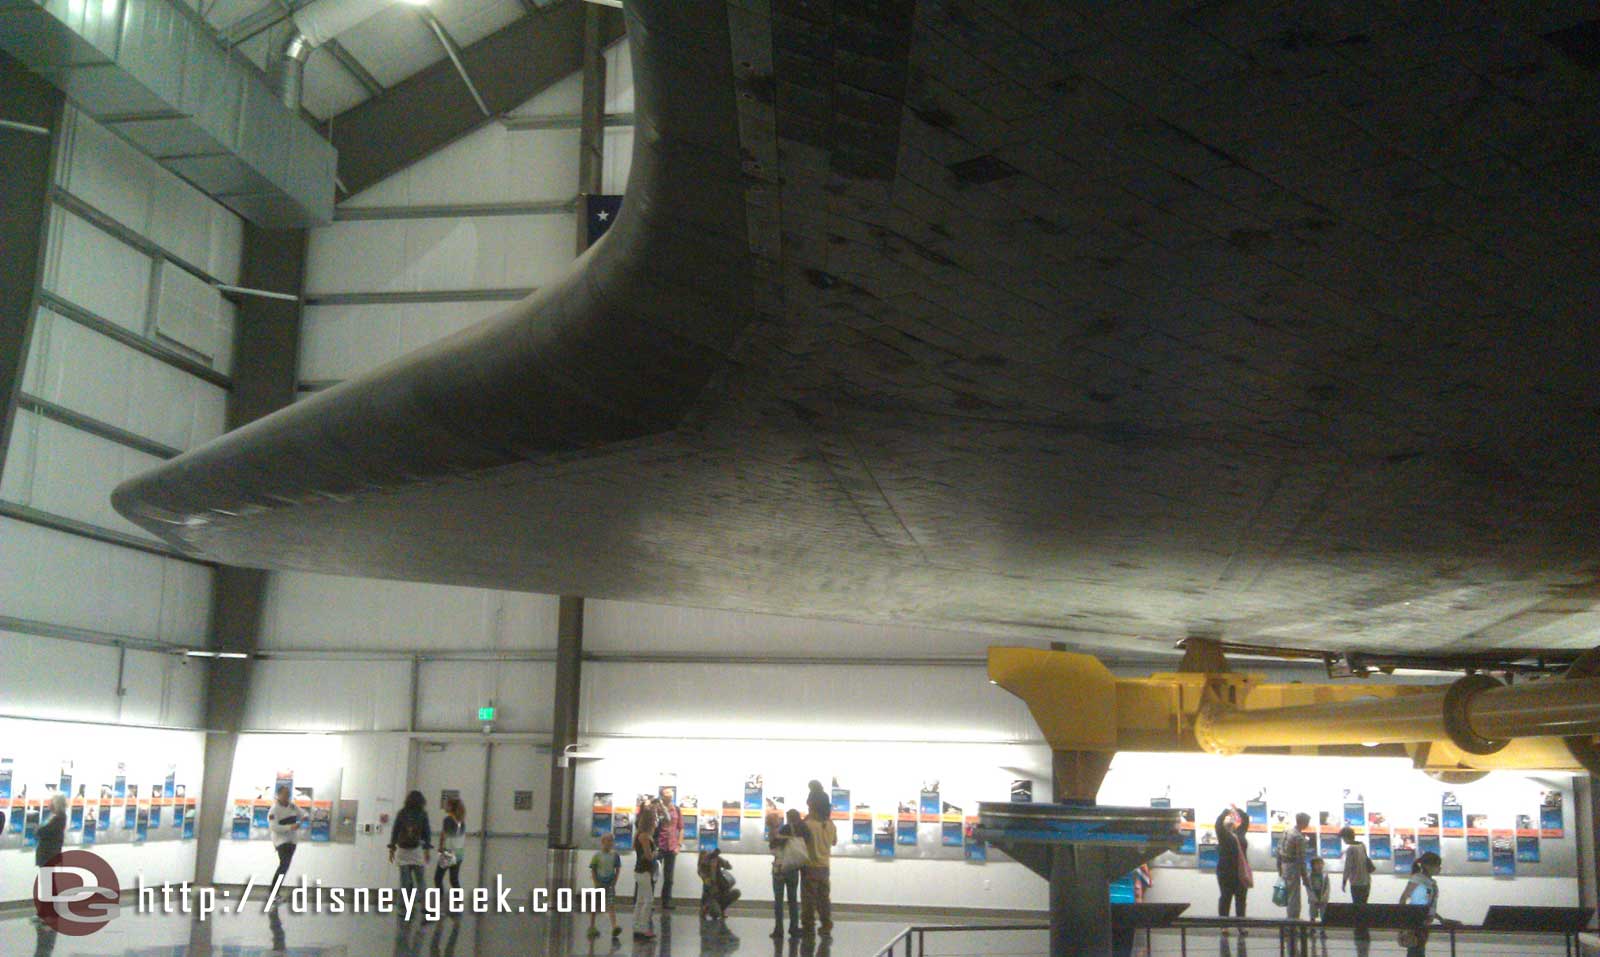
top-left (2, 908), bottom-right (1593, 957)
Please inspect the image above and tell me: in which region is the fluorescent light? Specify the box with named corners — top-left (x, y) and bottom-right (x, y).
top-left (183, 650), bottom-right (250, 659)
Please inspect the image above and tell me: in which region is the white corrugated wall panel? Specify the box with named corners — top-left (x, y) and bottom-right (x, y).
top-left (244, 658), bottom-right (412, 731)
top-left (260, 572), bottom-right (560, 650)
top-left (43, 206), bottom-right (152, 330)
top-left (0, 410), bottom-right (165, 539)
top-left (0, 518), bottom-right (211, 644)
top-left (299, 300), bottom-right (507, 382)
top-left (21, 308), bottom-right (228, 451)
top-left (118, 645), bottom-right (206, 727)
top-left (604, 38), bottom-right (633, 113)
top-left (0, 631), bottom-right (123, 721)
top-left (580, 661), bottom-right (1038, 743)
top-left (415, 660), bottom-right (555, 732)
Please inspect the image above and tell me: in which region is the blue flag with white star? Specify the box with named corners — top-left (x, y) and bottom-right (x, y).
top-left (584, 193), bottom-right (624, 247)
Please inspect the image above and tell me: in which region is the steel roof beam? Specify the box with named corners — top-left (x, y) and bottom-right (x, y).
top-left (327, 0), bottom-right (623, 197)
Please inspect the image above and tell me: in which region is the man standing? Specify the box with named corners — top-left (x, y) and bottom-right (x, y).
top-left (1277, 813), bottom-right (1312, 921)
top-left (799, 790), bottom-right (837, 940)
top-left (656, 797), bottom-right (682, 909)
top-left (266, 786), bottom-right (301, 900)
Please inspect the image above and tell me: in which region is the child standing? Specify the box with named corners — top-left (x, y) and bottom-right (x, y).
top-left (587, 834), bottom-right (622, 939)
top-left (1307, 858), bottom-right (1331, 922)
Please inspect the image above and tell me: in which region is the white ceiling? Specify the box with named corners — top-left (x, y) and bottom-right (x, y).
top-left (185, 0), bottom-right (540, 121)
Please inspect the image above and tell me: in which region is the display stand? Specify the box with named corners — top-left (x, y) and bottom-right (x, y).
top-left (976, 802), bottom-right (1182, 957)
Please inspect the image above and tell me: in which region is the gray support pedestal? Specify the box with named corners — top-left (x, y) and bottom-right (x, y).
top-left (1049, 845), bottom-right (1116, 957)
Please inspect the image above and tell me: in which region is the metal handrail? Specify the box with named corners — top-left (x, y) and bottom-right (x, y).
top-left (872, 915), bottom-right (1592, 957)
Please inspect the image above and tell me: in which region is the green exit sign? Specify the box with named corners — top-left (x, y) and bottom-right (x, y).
top-left (478, 706), bottom-right (496, 721)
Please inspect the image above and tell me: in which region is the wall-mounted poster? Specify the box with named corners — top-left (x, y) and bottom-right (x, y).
top-left (24, 800), bottom-right (40, 844)
top-left (1441, 793), bottom-right (1463, 833)
top-left (275, 769), bottom-right (294, 798)
top-left (1418, 829), bottom-right (1440, 859)
top-left (82, 809), bottom-right (96, 845)
top-left (720, 801), bottom-right (740, 842)
top-left (295, 787), bottom-right (314, 832)
top-left (164, 767), bottom-right (177, 798)
top-left (252, 798), bottom-right (270, 829)
top-left (743, 775), bottom-right (763, 817)
top-left (1490, 830), bottom-right (1515, 876)
top-left (114, 766), bottom-right (125, 799)
top-left (96, 800), bottom-right (110, 833)
top-left (0, 757), bottom-right (11, 799)
top-left (1369, 829), bottom-right (1391, 860)
top-left (1198, 828), bottom-right (1219, 872)
top-left (874, 818), bottom-right (895, 858)
top-left (69, 798), bottom-right (84, 832)
top-left (183, 801), bottom-right (197, 840)
top-left (1516, 824), bottom-right (1540, 863)
top-left (1540, 791), bottom-right (1564, 838)
top-left (963, 817), bottom-right (986, 862)
top-left (1010, 780), bottom-right (1034, 803)
top-left (310, 801), bottom-right (332, 842)
top-left (124, 789), bottom-right (137, 831)
top-left (852, 805), bottom-right (872, 844)
top-left (1466, 831), bottom-right (1489, 862)
top-left (591, 792), bottom-right (613, 838)
top-left (8, 801), bottom-right (24, 835)
top-left (58, 764), bottom-right (73, 797)
top-left (135, 805), bottom-right (149, 843)
top-left (1466, 813), bottom-right (1489, 830)
top-left (920, 782), bottom-right (941, 822)
top-left (896, 801), bottom-right (918, 845)
top-left (941, 802), bottom-right (964, 847)
top-left (150, 798), bottom-right (163, 829)
top-left (1392, 830), bottom-right (1416, 873)
top-left (1245, 797), bottom-right (1267, 828)
top-left (613, 810), bottom-right (634, 851)
top-left (831, 786), bottom-right (850, 816)
top-left (1177, 809), bottom-right (1195, 855)
top-left (681, 797), bottom-right (699, 842)
top-left (1343, 795), bottom-right (1365, 827)
top-left (1149, 795), bottom-right (1170, 810)
top-left (698, 813), bottom-right (718, 852)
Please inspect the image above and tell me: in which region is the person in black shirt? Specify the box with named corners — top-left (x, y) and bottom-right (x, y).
top-left (35, 795), bottom-right (68, 868)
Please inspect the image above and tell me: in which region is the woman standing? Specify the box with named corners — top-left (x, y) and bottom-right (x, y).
top-left (388, 790), bottom-right (432, 897)
top-left (1340, 825), bottom-right (1373, 903)
top-left (1214, 806), bottom-right (1250, 920)
top-left (435, 796), bottom-right (466, 895)
top-left (632, 807), bottom-right (658, 940)
top-left (1397, 852), bottom-right (1456, 956)
top-left (656, 797), bottom-right (682, 909)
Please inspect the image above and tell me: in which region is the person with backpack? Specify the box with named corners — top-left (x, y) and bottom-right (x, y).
top-left (587, 833), bottom-right (622, 940)
top-left (388, 790), bottom-right (432, 897)
top-left (1275, 812), bottom-right (1312, 920)
top-left (769, 808), bottom-right (807, 938)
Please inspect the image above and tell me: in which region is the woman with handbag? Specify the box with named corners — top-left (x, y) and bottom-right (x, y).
top-left (434, 796), bottom-right (466, 895)
top-left (1397, 852), bottom-right (1457, 956)
top-left (1214, 806), bottom-right (1251, 925)
top-left (769, 809), bottom-right (808, 938)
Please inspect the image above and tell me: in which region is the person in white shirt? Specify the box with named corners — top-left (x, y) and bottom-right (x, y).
top-left (267, 786), bottom-right (302, 897)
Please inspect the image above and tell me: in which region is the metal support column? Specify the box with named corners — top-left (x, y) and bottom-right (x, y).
top-left (575, 4), bottom-right (606, 254)
top-left (546, 596), bottom-right (584, 884)
top-left (0, 51), bottom-right (64, 478)
top-left (1049, 845), bottom-right (1116, 957)
top-left (192, 225), bottom-right (307, 888)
